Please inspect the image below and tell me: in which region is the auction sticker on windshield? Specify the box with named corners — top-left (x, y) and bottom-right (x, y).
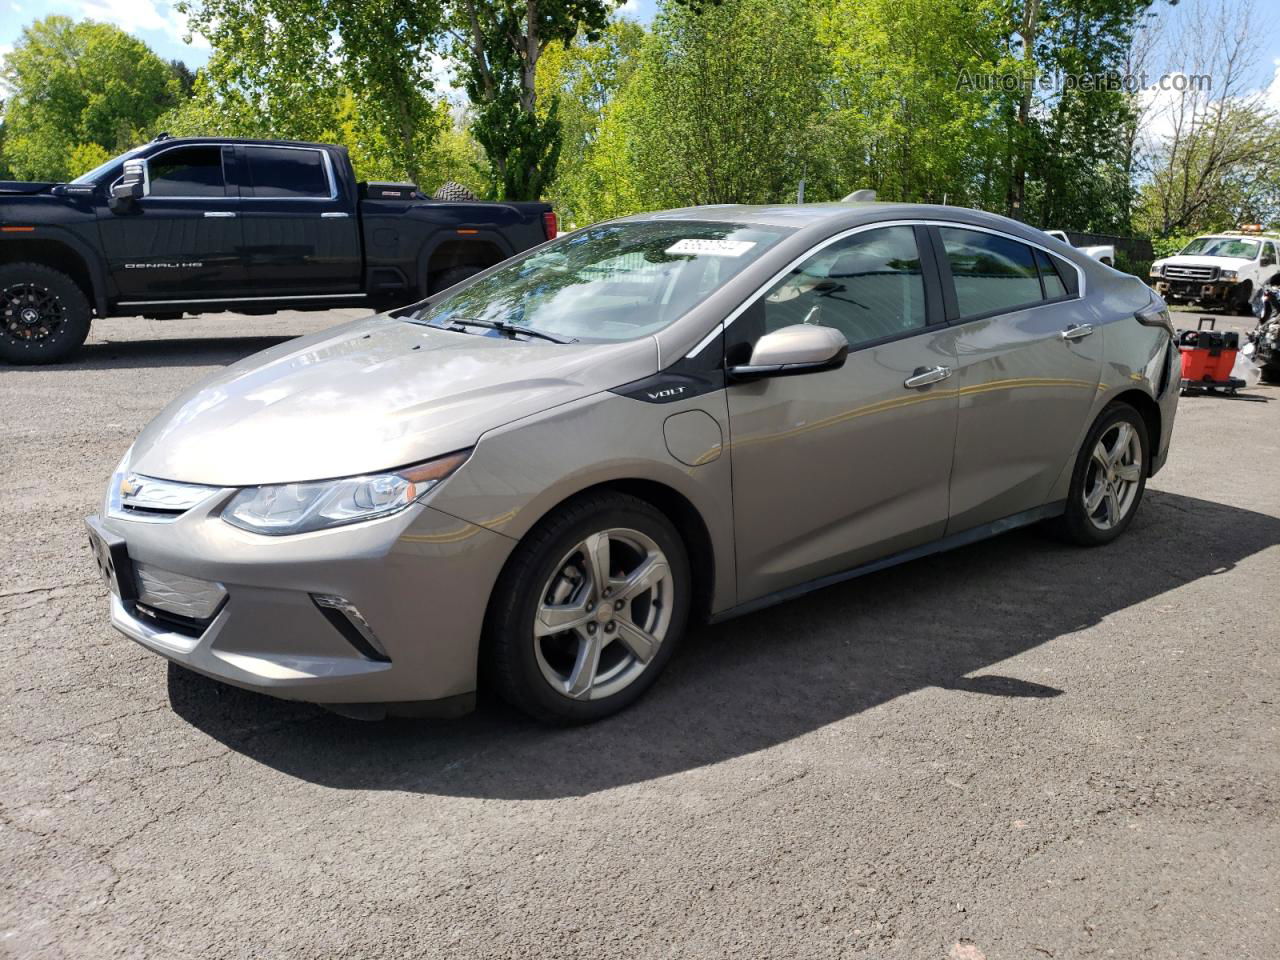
top-left (665, 238), bottom-right (757, 257)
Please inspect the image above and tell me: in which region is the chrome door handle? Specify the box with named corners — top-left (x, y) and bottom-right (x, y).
top-left (1060, 323), bottom-right (1094, 341)
top-left (321, 211), bottom-right (350, 219)
top-left (904, 365), bottom-right (953, 389)
top-left (203, 211), bottom-right (237, 218)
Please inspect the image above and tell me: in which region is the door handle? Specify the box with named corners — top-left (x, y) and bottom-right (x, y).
top-left (321, 212), bottom-right (350, 219)
top-left (203, 211), bottom-right (237, 218)
top-left (1060, 323), bottom-right (1094, 341)
top-left (904, 365), bottom-right (953, 389)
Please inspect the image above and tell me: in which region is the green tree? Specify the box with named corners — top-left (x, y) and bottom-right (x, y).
top-left (177, 0), bottom-right (444, 184)
top-left (604, 0), bottom-right (830, 210)
top-left (446, 0), bottom-right (614, 200)
top-left (535, 18), bottom-right (644, 223)
top-left (0, 16), bottom-right (181, 181)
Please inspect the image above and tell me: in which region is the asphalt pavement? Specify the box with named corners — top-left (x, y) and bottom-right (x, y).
top-left (1, 309), bottom-right (1277, 959)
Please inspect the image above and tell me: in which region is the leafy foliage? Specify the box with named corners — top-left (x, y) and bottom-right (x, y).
top-left (446, 0), bottom-right (614, 200)
top-left (0, 16), bottom-right (182, 181)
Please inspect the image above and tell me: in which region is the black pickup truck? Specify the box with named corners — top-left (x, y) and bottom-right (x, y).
top-left (0, 135), bottom-right (557, 363)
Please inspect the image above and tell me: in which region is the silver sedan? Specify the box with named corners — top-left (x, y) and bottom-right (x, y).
top-left (87, 203), bottom-right (1178, 722)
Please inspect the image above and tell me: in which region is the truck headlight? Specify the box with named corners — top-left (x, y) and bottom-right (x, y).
top-left (1149, 264), bottom-right (1162, 277)
top-left (1220, 269), bottom-right (1238, 281)
top-left (222, 450), bottom-right (470, 535)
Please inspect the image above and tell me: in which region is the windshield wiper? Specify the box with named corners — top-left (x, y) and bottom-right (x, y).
top-left (434, 317), bottom-right (576, 344)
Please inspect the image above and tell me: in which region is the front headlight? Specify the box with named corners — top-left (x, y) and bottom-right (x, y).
top-left (1149, 264), bottom-right (1162, 277)
top-left (222, 449), bottom-right (471, 536)
top-left (1220, 269), bottom-right (1238, 281)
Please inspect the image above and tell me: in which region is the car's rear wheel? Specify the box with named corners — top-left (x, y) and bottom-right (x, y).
top-left (485, 492), bottom-right (690, 723)
top-left (0, 263), bottom-right (92, 365)
top-left (1051, 403), bottom-right (1149, 546)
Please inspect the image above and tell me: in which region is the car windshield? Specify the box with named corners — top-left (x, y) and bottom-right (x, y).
top-left (70, 145), bottom-right (146, 185)
top-left (408, 220), bottom-right (789, 342)
top-left (1179, 236), bottom-right (1260, 259)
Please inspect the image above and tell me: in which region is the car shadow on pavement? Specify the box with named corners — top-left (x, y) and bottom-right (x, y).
top-left (168, 489), bottom-right (1280, 799)
top-left (20, 336), bottom-right (300, 370)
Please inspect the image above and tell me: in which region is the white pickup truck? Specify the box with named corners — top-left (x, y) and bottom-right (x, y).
top-left (1044, 230), bottom-right (1114, 265)
top-left (1149, 231), bottom-right (1280, 315)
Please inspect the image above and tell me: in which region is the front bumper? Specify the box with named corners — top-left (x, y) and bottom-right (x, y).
top-left (86, 495), bottom-right (515, 710)
top-left (1152, 278), bottom-right (1238, 305)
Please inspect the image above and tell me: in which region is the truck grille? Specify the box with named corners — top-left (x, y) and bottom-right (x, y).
top-left (1164, 265), bottom-right (1218, 282)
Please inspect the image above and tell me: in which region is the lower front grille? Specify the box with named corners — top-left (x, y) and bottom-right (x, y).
top-left (132, 600), bottom-right (220, 638)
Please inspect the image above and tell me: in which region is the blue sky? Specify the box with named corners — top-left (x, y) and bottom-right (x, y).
top-left (0, 0), bottom-right (1275, 105)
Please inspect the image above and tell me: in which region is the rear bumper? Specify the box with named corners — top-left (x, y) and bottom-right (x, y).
top-left (87, 499), bottom-right (515, 709)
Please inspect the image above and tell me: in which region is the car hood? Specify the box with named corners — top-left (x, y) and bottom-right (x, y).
top-left (128, 314), bottom-right (658, 486)
top-left (0, 180), bottom-right (56, 195)
top-left (1157, 255), bottom-right (1252, 271)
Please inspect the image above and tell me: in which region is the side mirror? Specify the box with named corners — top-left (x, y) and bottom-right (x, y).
top-left (729, 324), bottom-right (849, 381)
top-left (108, 159), bottom-right (146, 212)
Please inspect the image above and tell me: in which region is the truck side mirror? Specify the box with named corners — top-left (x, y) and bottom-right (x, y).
top-left (109, 160), bottom-right (146, 213)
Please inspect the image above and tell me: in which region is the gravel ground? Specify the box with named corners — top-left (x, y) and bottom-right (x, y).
top-left (2, 309), bottom-right (1277, 960)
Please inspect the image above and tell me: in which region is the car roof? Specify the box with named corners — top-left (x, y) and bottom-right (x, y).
top-left (619, 201), bottom-right (1050, 239)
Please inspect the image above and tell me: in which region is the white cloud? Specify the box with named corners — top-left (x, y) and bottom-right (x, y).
top-left (76, 0), bottom-right (210, 49)
top-left (1264, 58), bottom-right (1280, 114)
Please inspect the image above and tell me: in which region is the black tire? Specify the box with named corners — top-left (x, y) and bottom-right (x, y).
top-left (1048, 402), bottom-right (1150, 546)
top-left (433, 181), bottom-right (478, 202)
top-left (431, 265), bottom-right (482, 294)
top-left (1234, 281), bottom-right (1254, 316)
top-left (1261, 362), bottom-right (1280, 384)
top-left (484, 492), bottom-right (691, 724)
top-left (0, 263), bottom-right (92, 365)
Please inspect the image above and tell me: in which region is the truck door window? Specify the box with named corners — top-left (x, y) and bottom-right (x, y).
top-left (148, 146), bottom-right (226, 198)
top-left (244, 147), bottom-right (331, 199)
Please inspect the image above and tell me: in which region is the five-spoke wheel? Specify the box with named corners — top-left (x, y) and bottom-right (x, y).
top-left (1054, 402), bottom-right (1150, 545)
top-left (486, 492), bottom-right (690, 723)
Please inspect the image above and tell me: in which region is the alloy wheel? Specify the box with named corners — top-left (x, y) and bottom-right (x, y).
top-left (2, 283), bottom-right (66, 343)
top-left (1082, 421), bottom-right (1143, 530)
top-left (533, 527), bottom-right (675, 701)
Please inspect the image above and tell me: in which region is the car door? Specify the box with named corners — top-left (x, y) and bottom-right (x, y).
top-left (236, 144), bottom-right (362, 296)
top-left (98, 143), bottom-right (250, 301)
top-left (933, 225), bottom-right (1103, 533)
top-left (725, 224), bottom-right (959, 601)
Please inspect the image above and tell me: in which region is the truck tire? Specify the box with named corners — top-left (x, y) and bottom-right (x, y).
top-left (433, 181), bottom-right (478, 202)
top-left (0, 263), bottom-right (92, 365)
top-left (1234, 281), bottom-right (1254, 316)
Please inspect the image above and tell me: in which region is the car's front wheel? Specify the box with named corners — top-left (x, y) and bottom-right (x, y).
top-left (485, 492), bottom-right (690, 723)
top-left (1052, 402), bottom-right (1150, 546)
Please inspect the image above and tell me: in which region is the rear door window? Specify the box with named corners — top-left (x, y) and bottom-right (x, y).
top-left (940, 227), bottom-right (1044, 318)
top-left (243, 147), bottom-right (331, 198)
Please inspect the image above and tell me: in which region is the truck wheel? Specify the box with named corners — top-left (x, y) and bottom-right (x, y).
top-left (433, 181), bottom-right (478, 202)
top-left (0, 263), bottom-right (92, 365)
top-left (1234, 281), bottom-right (1254, 316)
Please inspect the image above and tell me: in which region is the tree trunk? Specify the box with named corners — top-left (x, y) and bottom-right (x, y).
top-left (1007, 0), bottom-right (1039, 220)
